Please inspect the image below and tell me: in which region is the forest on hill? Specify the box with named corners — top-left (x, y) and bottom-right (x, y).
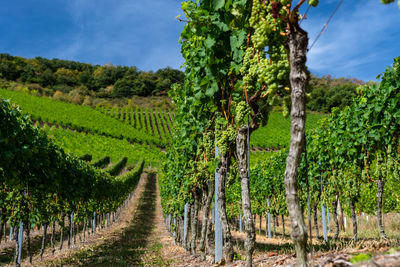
top-left (0, 53), bottom-right (364, 113)
top-left (0, 53), bottom-right (184, 97)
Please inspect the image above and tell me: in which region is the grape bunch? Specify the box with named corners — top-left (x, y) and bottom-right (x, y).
top-left (241, 0), bottom-right (290, 106)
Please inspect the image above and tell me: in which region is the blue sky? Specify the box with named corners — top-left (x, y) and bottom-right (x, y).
top-left (0, 0), bottom-right (399, 82)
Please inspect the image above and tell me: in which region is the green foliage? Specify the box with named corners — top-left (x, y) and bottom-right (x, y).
top-left (160, 0), bottom-right (254, 213)
top-left (298, 56), bottom-right (400, 217)
top-left (92, 156), bottom-right (111, 168)
top-left (250, 112), bottom-right (325, 149)
top-left (79, 154), bottom-right (92, 162)
top-left (112, 75), bottom-right (140, 97)
top-left (307, 78), bottom-right (359, 113)
top-left (350, 253), bottom-right (371, 264)
top-left (250, 149), bottom-right (288, 216)
top-left (0, 99), bottom-right (145, 229)
top-left (250, 151), bottom-right (273, 166)
top-left (106, 157), bottom-right (128, 176)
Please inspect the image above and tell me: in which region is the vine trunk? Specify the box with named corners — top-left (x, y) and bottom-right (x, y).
top-left (236, 126), bottom-right (256, 267)
top-left (284, 20), bottom-right (309, 267)
top-left (218, 152), bottom-right (234, 262)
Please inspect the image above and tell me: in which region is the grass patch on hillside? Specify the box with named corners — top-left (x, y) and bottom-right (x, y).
top-left (251, 112), bottom-right (326, 149)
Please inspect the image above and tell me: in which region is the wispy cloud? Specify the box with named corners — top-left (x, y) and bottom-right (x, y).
top-left (303, 0), bottom-right (400, 81)
top-left (53, 0), bottom-right (185, 70)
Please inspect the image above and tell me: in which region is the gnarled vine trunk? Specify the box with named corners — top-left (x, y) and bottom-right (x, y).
top-left (350, 199), bottom-right (357, 241)
top-left (200, 179), bottom-right (214, 260)
top-left (0, 215), bottom-right (4, 243)
top-left (68, 213), bottom-right (72, 248)
top-left (313, 202), bottom-right (320, 241)
top-left (206, 214), bottom-right (214, 256)
top-left (40, 223), bottom-right (48, 259)
top-left (237, 126), bottom-right (256, 267)
top-left (184, 204), bottom-right (191, 250)
top-left (190, 190), bottom-right (200, 256)
top-left (338, 199), bottom-right (345, 231)
top-left (51, 221), bottom-right (56, 254)
top-left (59, 214), bottom-right (64, 251)
top-left (284, 20), bottom-right (309, 267)
top-left (13, 225), bottom-right (19, 267)
top-left (332, 199), bottom-right (339, 240)
top-left (218, 152), bottom-right (234, 262)
top-left (26, 223), bottom-right (32, 263)
top-left (377, 178), bottom-right (387, 239)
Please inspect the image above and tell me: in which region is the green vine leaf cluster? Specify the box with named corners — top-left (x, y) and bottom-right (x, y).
top-left (0, 99), bottom-right (144, 228)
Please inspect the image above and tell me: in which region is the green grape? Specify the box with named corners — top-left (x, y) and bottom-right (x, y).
top-left (308, 0), bottom-right (319, 7)
top-left (241, 0), bottom-right (290, 103)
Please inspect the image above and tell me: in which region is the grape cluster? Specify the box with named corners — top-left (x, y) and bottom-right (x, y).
top-left (215, 122), bottom-right (237, 155)
top-left (202, 131), bottom-right (215, 159)
top-left (235, 101), bottom-right (251, 125)
top-left (241, 0), bottom-right (290, 102)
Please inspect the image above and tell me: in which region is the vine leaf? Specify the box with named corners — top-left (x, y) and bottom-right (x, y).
top-left (205, 37), bottom-right (216, 48)
top-left (213, 0), bottom-right (225, 10)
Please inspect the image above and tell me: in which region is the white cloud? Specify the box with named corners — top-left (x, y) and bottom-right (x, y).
top-left (302, 0), bottom-right (400, 81)
top-left (51, 0), bottom-right (184, 70)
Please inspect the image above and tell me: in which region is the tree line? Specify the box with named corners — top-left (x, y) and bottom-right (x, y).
top-left (0, 53), bottom-right (185, 98)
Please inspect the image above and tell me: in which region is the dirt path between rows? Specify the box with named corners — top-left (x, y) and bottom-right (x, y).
top-left (3, 172), bottom-right (188, 267)
top-left (3, 172), bottom-right (161, 266)
top-left (34, 172), bottom-right (168, 266)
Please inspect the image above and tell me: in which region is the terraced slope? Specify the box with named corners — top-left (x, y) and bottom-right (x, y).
top-left (97, 106), bottom-right (175, 144)
top-left (0, 89), bottom-right (162, 146)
